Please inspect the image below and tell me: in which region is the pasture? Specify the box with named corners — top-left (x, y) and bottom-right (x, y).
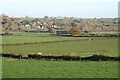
top-left (2, 59), bottom-right (118, 78)
top-left (1, 32), bottom-right (119, 78)
top-left (2, 32), bottom-right (87, 44)
top-left (2, 37), bottom-right (118, 57)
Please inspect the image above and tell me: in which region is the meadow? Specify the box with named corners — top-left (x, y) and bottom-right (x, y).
top-left (1, 32), bottom-right (119, 78)
top-left (2, 32), bottom-right (87, 44)
top-left (2, 37), bottom-right (118, 57)
top-left (2, 59), bottom-right (118, 78)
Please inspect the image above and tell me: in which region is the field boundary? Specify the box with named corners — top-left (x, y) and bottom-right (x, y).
top-left (0, 53), bottom-right (120, 61)
top-left (1, 37), bottom-right (116, 46)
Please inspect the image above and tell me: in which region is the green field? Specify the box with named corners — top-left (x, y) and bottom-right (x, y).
top-left (2, 32), bottom-right (87, 44)
top-left (2, 59), bottom-right (118, 78)
top-left (1, 32), bottom-right (119, 78)
top-left (2, 38), bottom-right (118, 57)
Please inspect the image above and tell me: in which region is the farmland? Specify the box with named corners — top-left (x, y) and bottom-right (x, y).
top-left (2, 34), bottom-right (87, 44)
top-left (2, 32), bottom-right (118, 57)
top-left (0, 7), bottom-right (119, 79)
top-left (1, 32), bottom-right (119, 78)
top-left (2, 60), bottom-right (118, 78)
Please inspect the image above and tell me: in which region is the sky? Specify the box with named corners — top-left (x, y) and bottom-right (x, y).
top-left (0, 0), bottom-right (119, 18)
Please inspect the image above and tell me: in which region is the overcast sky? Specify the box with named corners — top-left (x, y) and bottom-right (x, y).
top-left (0, 0), bottom-right (119, 18)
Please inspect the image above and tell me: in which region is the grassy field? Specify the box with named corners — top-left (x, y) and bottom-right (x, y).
top-left (2, 31), bottom-right (118, 44)
top-left (2, 32), bottom-right (90, 44)
top-left (2, 38), bottom-right (118, 57)
top-left (1, 32), bottom-right (119, 78)
top-left (90, 31), bottom-right (118, 34)
top-left (2, 59), bottom-right (118, 78)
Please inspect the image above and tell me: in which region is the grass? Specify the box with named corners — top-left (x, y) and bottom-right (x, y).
top-left (2, 59), bottom-right (118, 78)
top-left (90, 31), bottom-right (118, 34)
top-left (2, 31), bottom-right (118, 44)
top-left (2, 38), bottom-right (118, 57)
top-left (1, 32), bottom-right (119, 78)
top-left (0, 58), bottom-right (2, 79)
top-left (2, 33), bottom-right (87, 44)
